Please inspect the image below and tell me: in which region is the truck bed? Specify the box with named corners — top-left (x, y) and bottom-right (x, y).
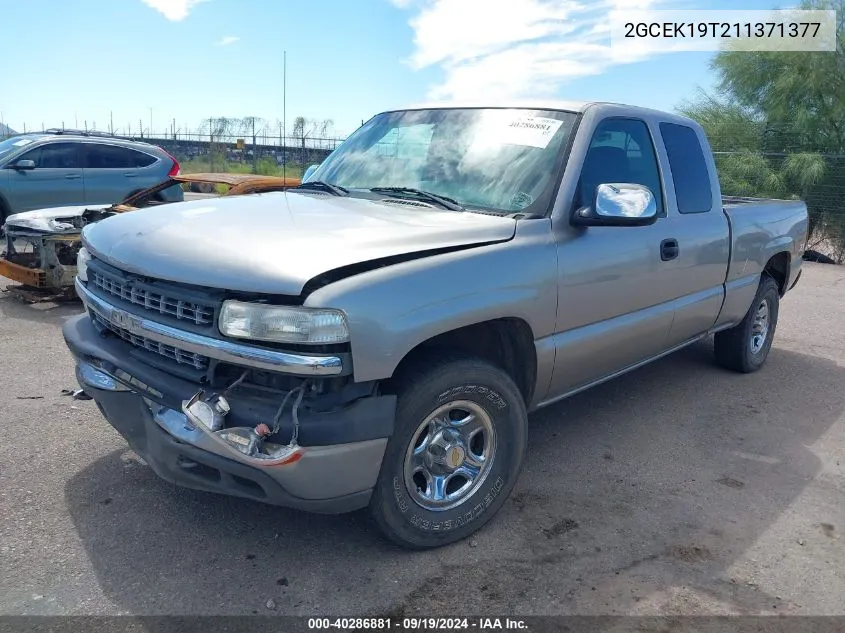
top-left (722, 196), bottom-right (800, 208)
top-left (722, 196), bottom-right (809, 294)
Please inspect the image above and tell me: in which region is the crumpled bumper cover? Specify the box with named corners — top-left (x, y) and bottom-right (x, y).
top-left (63, 314), bottom-right (395, 513)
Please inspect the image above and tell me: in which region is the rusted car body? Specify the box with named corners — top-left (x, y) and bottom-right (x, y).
top-left (0, 173), bottom-right (300, 295)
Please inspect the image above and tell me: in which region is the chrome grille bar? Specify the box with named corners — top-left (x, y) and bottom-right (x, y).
top-left (76, 278), bottom-right (345, 376)
top-left (90, 270), bottom-right (215, 326)
top-left (93, 313), bottom-right (209, 370)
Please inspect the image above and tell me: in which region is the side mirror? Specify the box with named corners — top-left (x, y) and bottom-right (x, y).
top-left (572, 183), bottom-right (657, 227)
top-left (302, 164), bottom-right (320, 182)
top-left (10, 159), bottom-right (36, 171)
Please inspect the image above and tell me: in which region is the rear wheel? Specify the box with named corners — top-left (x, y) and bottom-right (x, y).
top-left (189, 182), bottom-right (215, 194)
top-left (370, 355), bottom-right (528, 549)
top-left (714, 275), bottom-right (780, 373)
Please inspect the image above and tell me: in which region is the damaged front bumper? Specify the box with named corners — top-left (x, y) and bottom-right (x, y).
top-left (63, 314), bottom-right (395, 513)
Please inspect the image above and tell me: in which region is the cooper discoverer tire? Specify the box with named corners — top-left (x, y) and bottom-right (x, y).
top-left (370, 355), bottom-right (528, 549)
top-left (714, 274), bottom-right (780, 373)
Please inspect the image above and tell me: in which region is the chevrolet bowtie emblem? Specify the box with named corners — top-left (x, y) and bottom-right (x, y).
top-left (110, 307), bottom-right (139, 331)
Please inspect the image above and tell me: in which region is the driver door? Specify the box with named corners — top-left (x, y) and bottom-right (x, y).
top-left (547, 117), bottom-right (682, 398)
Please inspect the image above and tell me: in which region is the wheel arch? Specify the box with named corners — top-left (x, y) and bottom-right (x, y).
top-left (388, 317), bottom-right (538, 407)
top-left (763, 251), bottom-right (790, 296)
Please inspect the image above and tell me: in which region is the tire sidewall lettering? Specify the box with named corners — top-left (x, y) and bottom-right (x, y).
top-left (436, 384), bottom-right (508, 410)
top-left (392, 475), bottom-right (409, 514)
top-left (397, 476), bottom-right (505, 532)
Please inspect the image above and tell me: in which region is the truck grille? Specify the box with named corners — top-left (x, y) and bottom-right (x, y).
top-left (90, 268), bottom-right (216, 327)
top-left (93, 312), bottom-right (209, 371)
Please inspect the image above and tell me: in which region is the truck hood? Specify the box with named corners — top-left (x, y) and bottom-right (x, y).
top-left (4, 204), bottom-right (111, 234)
top-left (82, 191), bottom-right (516, 295)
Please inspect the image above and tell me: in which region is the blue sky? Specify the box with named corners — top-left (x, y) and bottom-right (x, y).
top-left (0, 0), bottom-right (781, 139)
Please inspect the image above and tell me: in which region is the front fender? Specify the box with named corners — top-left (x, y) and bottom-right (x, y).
top-left (305, 220), bottom-right (558, 383)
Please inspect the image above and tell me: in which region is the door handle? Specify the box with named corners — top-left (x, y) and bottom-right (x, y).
top-left (65, 174), bottom-right (81, 180)
top-left (660, 238), bottom-right (679, 261)
top-left (123, 172), bottom-right (138, 177)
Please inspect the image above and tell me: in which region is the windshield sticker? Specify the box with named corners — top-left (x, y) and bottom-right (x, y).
top-left (499, 116), bottom-right (564, 148)
top-left (464, 112), bottom-right (565, 159)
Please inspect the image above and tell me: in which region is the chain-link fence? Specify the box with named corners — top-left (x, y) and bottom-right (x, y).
top-left (144, 132), bottom-right (345, 172)
top-left (707, 124), bottom-right (845, 263)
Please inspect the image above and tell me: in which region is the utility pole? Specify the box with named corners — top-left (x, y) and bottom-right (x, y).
top-left (283, 49), bottom-right (287, 182)
top-left (139, 119), bottom-right (143, 138)
top-left (252, 117), bottom-right (257, 173)
top-left (150, 108), bottom-right (153, 137)
top-left (0, 111), bottom-right (4, 139)
top-left (110, 111), bottom-right (114, 135)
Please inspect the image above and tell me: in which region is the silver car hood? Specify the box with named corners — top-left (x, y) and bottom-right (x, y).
top-left (83, 191), bottom-right (517, 295)
top-left (4, 204), bottom-right (111, 233)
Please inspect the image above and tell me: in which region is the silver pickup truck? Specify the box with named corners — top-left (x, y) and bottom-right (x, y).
top-left (62, 101), bottom-right (808, 549)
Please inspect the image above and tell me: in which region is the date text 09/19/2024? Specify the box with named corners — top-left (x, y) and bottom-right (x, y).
top-left (307, 618), bottom-right (529, 631)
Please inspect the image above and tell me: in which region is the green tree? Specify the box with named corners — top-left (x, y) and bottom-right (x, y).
top-left (714, 1), bottom-right (845, 153)
top-left (679, 0), bottom-right (845, 258)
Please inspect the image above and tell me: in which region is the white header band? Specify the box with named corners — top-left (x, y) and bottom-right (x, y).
top-left (610, 10), bottom-right (837, 53)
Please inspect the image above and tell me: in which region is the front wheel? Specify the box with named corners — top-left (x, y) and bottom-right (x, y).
top-left (370, 356), bottom-right (528, 549)
top-left (714, 275), bottom-right (780, 373)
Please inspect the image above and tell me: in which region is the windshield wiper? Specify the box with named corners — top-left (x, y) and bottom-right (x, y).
top-left (370, 187), bottom-right (464, 211)
top-left (292, 181), bottom-right (348, 196)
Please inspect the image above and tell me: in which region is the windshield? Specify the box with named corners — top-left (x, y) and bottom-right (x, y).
top-left (310, 108), bottom-right (578, 214)
top-left (0, 135), bottom-right (42, 160)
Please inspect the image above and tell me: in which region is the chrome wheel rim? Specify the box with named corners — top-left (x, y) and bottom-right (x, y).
top-left (403, 400), bottom-right (497, 512)
top-left (750, 299), bottom-right (770, 354)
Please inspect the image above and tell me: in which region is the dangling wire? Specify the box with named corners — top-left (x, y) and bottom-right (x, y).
top-left (270, 381), bottom-right (309, 447)
top-left (288, 385), bottom-right (306, 448)
top-left (223, 369), bottom-right (250, 396)
top-left (270, 388), bottom-right (295, 432)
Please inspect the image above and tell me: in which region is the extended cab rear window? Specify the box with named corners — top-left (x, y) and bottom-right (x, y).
top-left (659, 122), bottom-right (712, 214)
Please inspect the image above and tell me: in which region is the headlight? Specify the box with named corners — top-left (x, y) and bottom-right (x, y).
top-left (218, 301), bottom-right (349, 344)
top-left (76, 247), bottom-right (91, 282)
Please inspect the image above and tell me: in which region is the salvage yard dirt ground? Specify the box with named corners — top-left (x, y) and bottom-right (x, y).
top-left (0, 263), bottom-right (843, 616)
